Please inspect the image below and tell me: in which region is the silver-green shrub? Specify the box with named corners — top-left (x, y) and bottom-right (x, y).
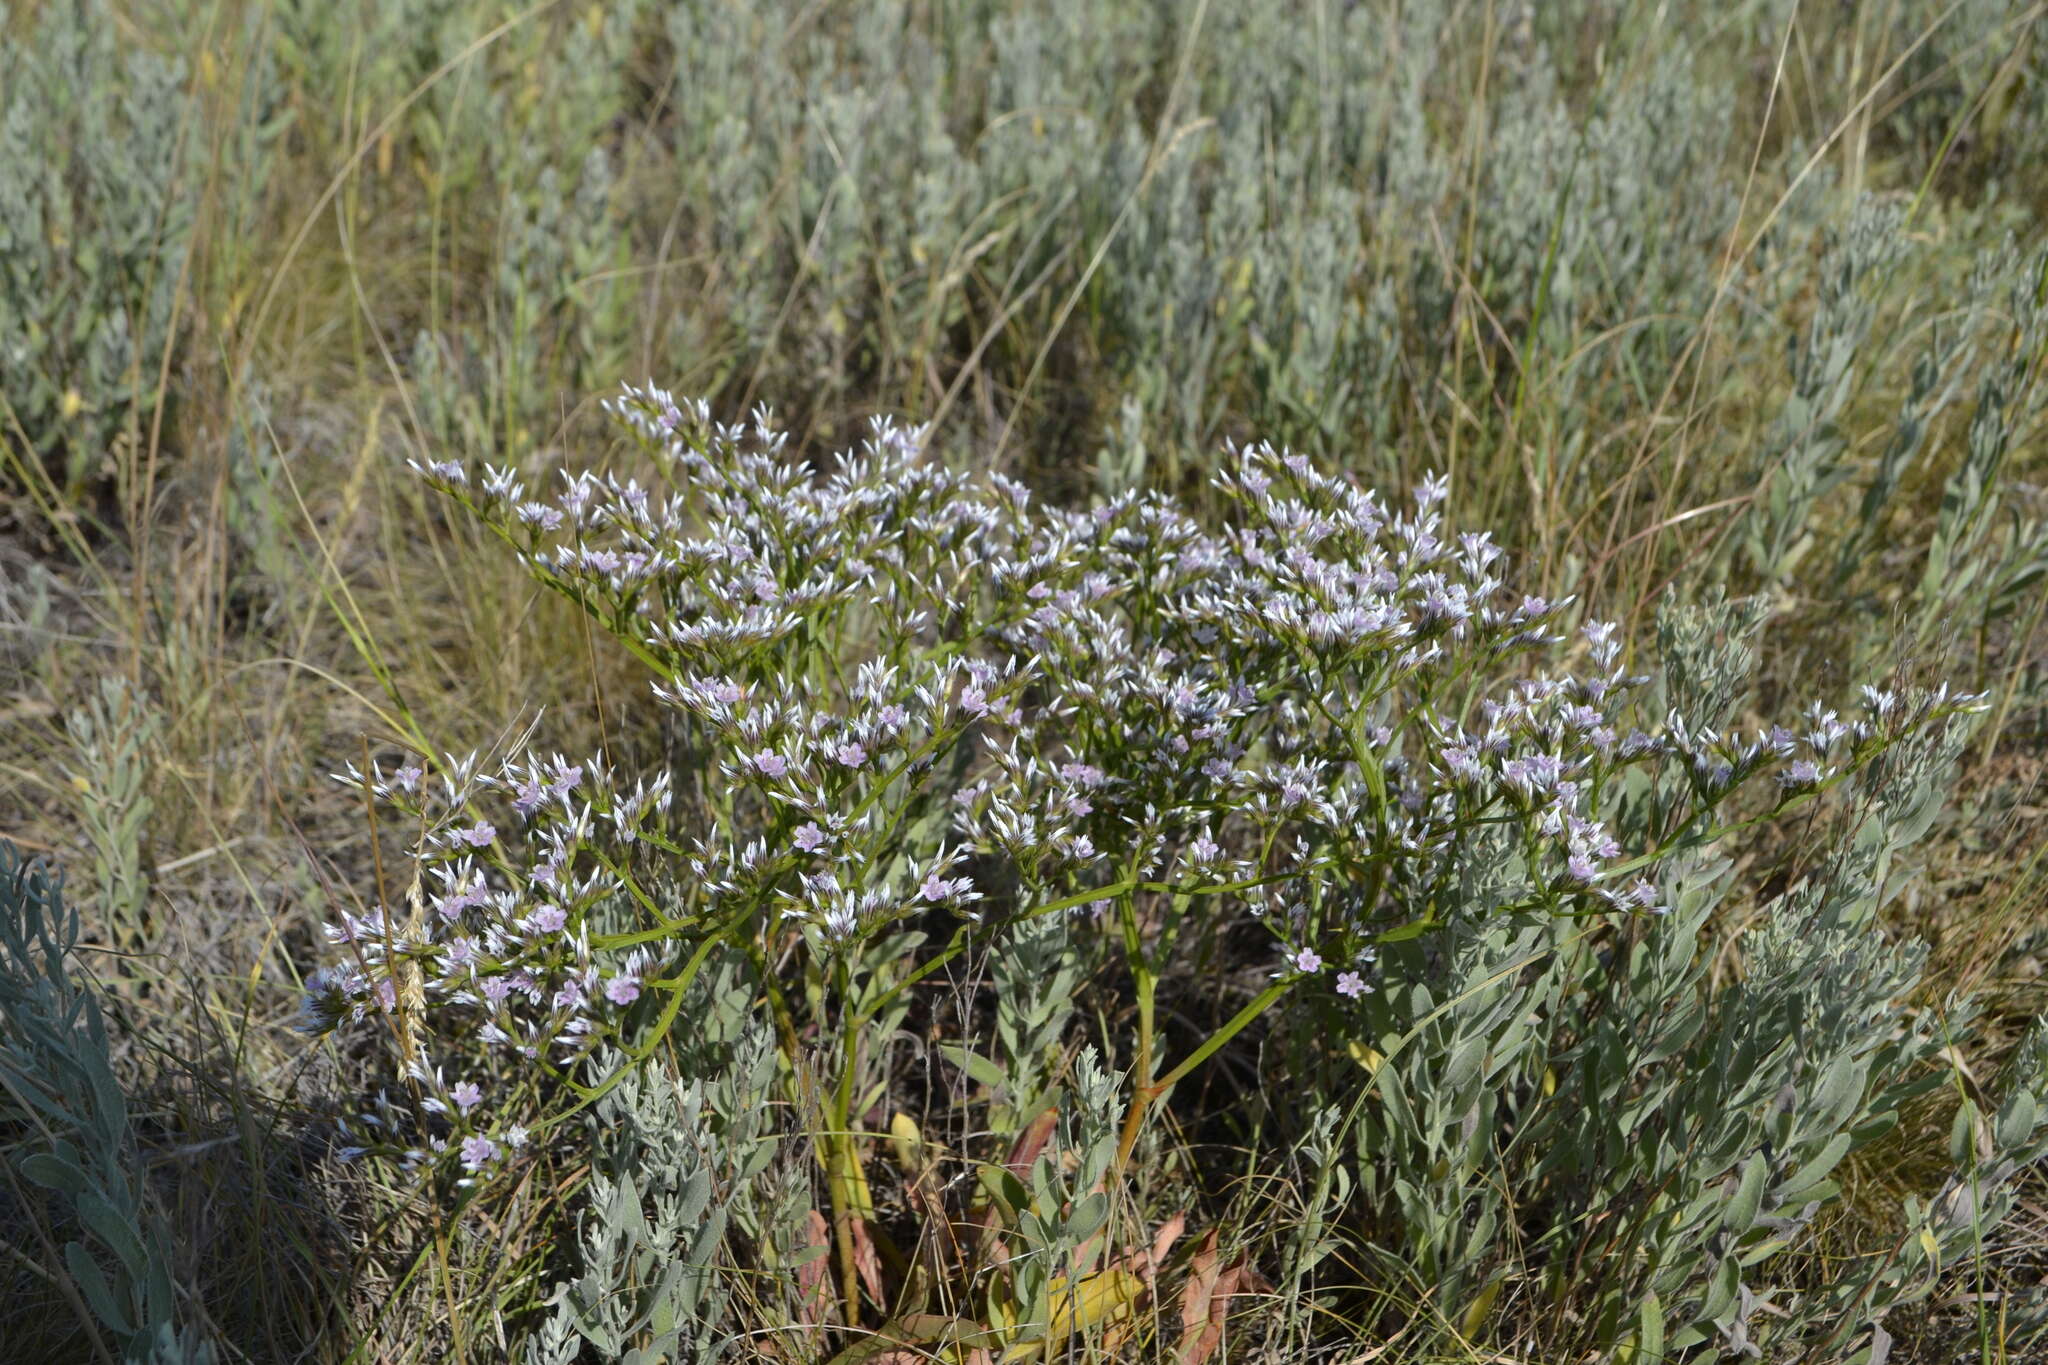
top-left (0, 843), bottom-right (214, 1364)
top-left (0, 0), bottom-right (193, 497)
top-left (1330, 593), bottom-right (2048, 1359)
top-left (526, 1051), bottom-right (735, 1365)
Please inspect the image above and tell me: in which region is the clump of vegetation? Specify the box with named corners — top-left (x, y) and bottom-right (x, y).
top-left (0, 0), bottom-right (195, 502)
top-left (312, 390), bottom-right (2026, 1361)
top-left (4, 0), bottom-right (2047, 1361)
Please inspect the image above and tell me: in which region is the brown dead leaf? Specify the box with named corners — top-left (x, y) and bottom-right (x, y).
top-left (798, 1208), bottom-right (834, 1326)
top-left (1176, 1228), bottom-right (1223, 1359)
top-left (851, 1215), bottom-right (886, 1306)
top-left (1005, 1108), bottom-right (1058, 1177)
top-left (1175, 1229), bottom-right (1269, 1365)
top-left (1147, 1210), bottom-right (1186, 1282)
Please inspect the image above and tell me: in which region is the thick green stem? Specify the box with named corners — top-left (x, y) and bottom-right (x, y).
top-left (829, 957), bottom-right (864, 1328)
top-left (1114, 979), bottom-right (1293, 1173)
top-left (1110, 887), bottom-right (1157, 1175)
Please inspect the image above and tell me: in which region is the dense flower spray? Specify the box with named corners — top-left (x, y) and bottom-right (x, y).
top-left (315, 385), bottom-right (1983, 1179)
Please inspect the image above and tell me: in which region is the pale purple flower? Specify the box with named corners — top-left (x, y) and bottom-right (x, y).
top-left (1583, 619), bottom-right (1620, 667)
top-left (1291, 948), bottom-right (1323, 974)
top-left (513, 776), bottom-right (546, 816)
top-left (1441, 745), bottom-right (1484, 786)
top-left (835, 741), bottom-right (867, 768)
top-left (294, 968), bottom-right (344, 1035)
top-left (459, 1135), bottom-right (498, 1172)
top-left (753, 751), bottom-right (789, 779)
top-left (1779, 759), bottom-right (1824, 790)
top-left (457, 822), bottom-right (496, 848)
top-left (550, 762), bottom-right (583, 797)
top-left (925, 875), bottom-right (970, 908)
top-left (605, 975), bottom-right (641, 1006)
top-left (793, 822), bottom-right (827, 853)
top-left (450, 1082), bottom-right (483, 1113)
top-left (393, 762), bottom-right (424, 792)
top-left (515, 502), bottom-right (562, 531)
top-left (1335, 971), bottom-right (1368, 999)
top-left (1623, 878), bottom-right (1661, 911)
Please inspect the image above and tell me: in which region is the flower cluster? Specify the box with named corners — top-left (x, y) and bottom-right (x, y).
top-left (324, 385), bottom-right (1985, 1177)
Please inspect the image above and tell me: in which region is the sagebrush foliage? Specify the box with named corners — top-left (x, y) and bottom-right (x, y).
top-left (0, 0), bottom-right (194, 497)
top-left (0, 843), bottom-right (216, 1364)
top-left (1333, 591), bottom-right (2048, 1359)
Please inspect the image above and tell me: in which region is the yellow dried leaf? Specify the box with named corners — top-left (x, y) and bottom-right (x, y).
top-left (1347, 1040), bottom-right (1384, 1075)
top-left (1457, 1275), bottom-right (1504, 1341)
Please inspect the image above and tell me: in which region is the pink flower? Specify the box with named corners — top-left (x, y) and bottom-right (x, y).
top-left (1335, 971), bottom-right (1368, 999)
top-left (753, 752), bottom-right (789, 779)
top-left (605, 976), bottom-right (641, 1006)
top-left (1291, 948), bottom-right (1323, 974)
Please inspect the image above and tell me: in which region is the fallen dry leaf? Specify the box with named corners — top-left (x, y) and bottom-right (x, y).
top-left (798, 1208), bottom-right (834, 1325)
top-left (1175, 1229), bottom-right (1270, 1365)
top-left (851, 1215), bottom-right (887, 1305)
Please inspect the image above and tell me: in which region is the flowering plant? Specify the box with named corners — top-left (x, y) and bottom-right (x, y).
top-left (315, 386), bottom-right (1982, 1301)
